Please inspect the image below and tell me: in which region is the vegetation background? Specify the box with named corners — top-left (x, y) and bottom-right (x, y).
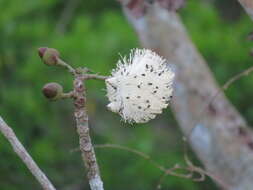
top-left (0, 0), bottom-right (252, 189)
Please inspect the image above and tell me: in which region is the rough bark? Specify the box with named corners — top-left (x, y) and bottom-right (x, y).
top-left (122, 2), bottom-right (253, 190)
top-left (73, 74), bottom-right (104, 190)
top-left (238, 0), bottom-right (253, 19)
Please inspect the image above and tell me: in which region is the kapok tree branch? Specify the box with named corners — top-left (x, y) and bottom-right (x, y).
top-left (73, 74), bottom-right (104, 190)
top-left (0, 116), bottom-right (56, 190)
top-left (38, 47), bottom-right (105, 190)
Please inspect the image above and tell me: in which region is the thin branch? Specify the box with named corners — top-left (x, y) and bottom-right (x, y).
top-left (222, 65), bottom-right (253, 90)
top-left (57, 59), bottom-right (76, 75)
top-left (94, 144), bottom-right (206, 180)
top-left (182, 141), bottom-right (231, 190)
top-left (60, 91), bottom-right (74, 99)
top-left (73, 74), bottom-right (104, 190)
top-left (95, 144), bottom-right (150, 159)
top-left (187, 65), bottom-right (253, 138)
top-left (84, 74), bottom-right (108, 80)
top-left (0, 116), bottom-right (56, 190)
top-left (95, 143), bottom-right (230, 189)
top-left (179, 65), bottom-right (253, 189)
top-left (208, 65), bottom-right (253, 108)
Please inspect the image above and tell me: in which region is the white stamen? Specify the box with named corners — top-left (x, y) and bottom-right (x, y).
top-left (106, 48), bottom-right (175, 123)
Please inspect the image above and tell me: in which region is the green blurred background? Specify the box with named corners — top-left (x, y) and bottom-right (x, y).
top-left (0, 0), bottom-right (252, 189)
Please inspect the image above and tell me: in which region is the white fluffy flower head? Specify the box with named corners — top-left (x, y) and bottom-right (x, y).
top-left (106, 48), bottom-right (175, 123)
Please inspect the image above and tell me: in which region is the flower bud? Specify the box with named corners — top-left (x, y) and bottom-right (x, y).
top-left (38, 47), bottom-right (60, 66)
top-left (42, 82), bottom-right (63, 100)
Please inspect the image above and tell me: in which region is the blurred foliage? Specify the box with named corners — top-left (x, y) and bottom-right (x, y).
top-left (0, 0), bottom-right (252, 189)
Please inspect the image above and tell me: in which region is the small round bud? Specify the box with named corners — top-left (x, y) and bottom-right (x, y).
top-left (42, 82), bottom-right (63, 100)
top-left (38, 47), bottom-right (60, 66)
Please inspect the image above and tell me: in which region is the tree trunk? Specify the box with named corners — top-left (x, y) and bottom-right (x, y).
top-left (238, 0), bottom-right (253, 19)
top-left (122, 2), bottom-right (253, 190)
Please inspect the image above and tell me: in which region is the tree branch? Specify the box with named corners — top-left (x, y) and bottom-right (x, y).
top-left (122, 2), bottom-right (253, 189)
top-left (238, 0), bottom-right (253, 20)
top-left (0, 116), bottom-right (56, 190)
top-left (84, 74), bottom-right (108, 80)
top-left (93, 143), bottom-right (230, 189)
top-left (73, 74), bottom-right (104, 190)
top-left (38, 47), bottom-right (105, 190)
